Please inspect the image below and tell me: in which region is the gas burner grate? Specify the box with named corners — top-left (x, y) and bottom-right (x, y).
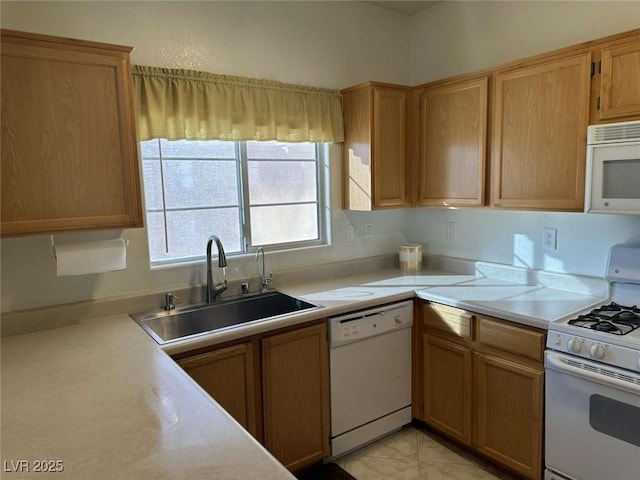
top-left (568, 303), bottom-right (640, 335)
top-left (592, 302), bottom-right (640, 315)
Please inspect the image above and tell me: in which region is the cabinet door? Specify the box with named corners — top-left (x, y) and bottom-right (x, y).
top-left (422, 333), bottom-right (472, 445)
top-left (373, 87), bottom-right (408, 208)
top-left (177, 343), bottom-right (259, 439)
top-left (342, 85), bottom-right (373, 210)
top-left (417, 77), bottom-right (488, 207)
top-left (475, 353), bottom-right (543, 480)
top-left (341, 82), bottom-right (408, 211)
top-left (491, 53), bottom-right (591, 210)
top-left (262, 323), bottom-right (330, 471)
top-left (0, 30), bottom-right (142, 236)
top-left (599, 41), bottom-right (640, 121)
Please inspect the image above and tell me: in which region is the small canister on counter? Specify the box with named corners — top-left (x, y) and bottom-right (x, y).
top-left (399, 244), bottom-right (422, 272)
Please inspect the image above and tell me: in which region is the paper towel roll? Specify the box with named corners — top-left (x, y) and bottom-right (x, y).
top-left (399, 244), bottom-right (422, 272)
top-left (55, 239), bottom-right (127, 276)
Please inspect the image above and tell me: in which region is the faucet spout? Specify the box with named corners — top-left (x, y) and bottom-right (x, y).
top-left (206, 235), bottom-right (228, 302)
top-left (256, 247), bottom-right (273, 293)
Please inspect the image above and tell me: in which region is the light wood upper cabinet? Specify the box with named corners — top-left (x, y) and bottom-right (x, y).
top-left (342, 82), bottom-right (409, 210)
top-left (491, 53), bottom-right (592, 210)
top-left (0, 29), bottom-right (142, 237)
top-left (416, 76), bottom-right (488, 207)
top-left (177, 343), bottom-right (259, 439)
top-left (598, 39), bottom-right (640, 121)
top-left (262, 322), bottom-right (330, 471)
top-left (341, 29), bottom-right (638, 213)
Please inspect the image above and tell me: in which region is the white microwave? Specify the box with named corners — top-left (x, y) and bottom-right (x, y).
top-left (585, 120), bottom-right (640, 214)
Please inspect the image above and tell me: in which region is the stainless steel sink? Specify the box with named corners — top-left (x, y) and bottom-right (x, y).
top-left (130, 291), bottom-right (319, 344)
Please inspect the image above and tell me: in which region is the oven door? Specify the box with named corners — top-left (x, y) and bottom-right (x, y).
top-left (545, 350), bottom-right (640, 480)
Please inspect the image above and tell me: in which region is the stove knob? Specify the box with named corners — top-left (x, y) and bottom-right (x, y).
top-left (589, 343), bottom-right (605, 360)
top-left (567, 338), bottom-right (582, 353)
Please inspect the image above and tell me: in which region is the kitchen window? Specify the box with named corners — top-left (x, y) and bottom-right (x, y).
top-left (140, 139), bottom-right (328, 265)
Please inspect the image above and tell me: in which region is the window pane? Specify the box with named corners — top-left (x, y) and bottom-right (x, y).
top-left (146, 211), bottom-right (169, 262)
top-left (251, 204), bottom-right (318, 245)
top-left (148, 208), bottom-right (242, 263)
top-left (248, 160), bottom-right (317, 204)
top-left (142, 159), bottom-right (164, 210)
top-left (163, 160), bottom-right (239, 209)
top-left (140, 140), bottom-right (326, 265)
top-left (160, 139), bottom-right (236, 159)
top-left (140, 139), bottom-right (160, 158)
top-left (166, 208), bottom-right (242, 257)
top-left (246, 141), bottom-right (316, 160)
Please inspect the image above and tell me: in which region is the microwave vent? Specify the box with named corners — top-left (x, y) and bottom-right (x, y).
top-left (588, 120), bottom-right (640, 144)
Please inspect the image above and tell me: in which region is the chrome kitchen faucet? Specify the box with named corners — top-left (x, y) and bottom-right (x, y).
top-left (256, 247), bottom-right (273, 293)
top-left (206, 235), bottom-right (228, 302)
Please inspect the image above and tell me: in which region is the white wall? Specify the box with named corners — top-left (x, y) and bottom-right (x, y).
top-left (0, 1), bottom-right (411, 312)
top-left (1, 1), bottom-right (639, 313)
top-left (410, 0), bottom-right (640, 84)
top-left (1, 1), bottom-right (412, 88)
top-left (408, 1), bottom-right (640, 278)
top-left (406, 209), bottom-right (640, 278)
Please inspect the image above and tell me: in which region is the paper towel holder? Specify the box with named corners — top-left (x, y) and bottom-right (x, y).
top-left (49, 235), bottom-right (130, 257)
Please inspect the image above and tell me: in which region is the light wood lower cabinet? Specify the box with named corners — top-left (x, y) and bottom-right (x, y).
top-left (177, 343), bottom-right (259, 438)
top-left (262, 323), bottom-right (330, 471)
top-left (475, 353), bottom-right (543, 480)
top-left (422, 334), bottom-right (472, 445)
top-left (176, 321), bottom-right (329, 472)
top-left (417, 301), bottom-right (545, 480)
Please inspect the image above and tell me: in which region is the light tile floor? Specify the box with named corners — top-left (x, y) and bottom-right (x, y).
top-left (334, 426), bottom-right (518, 480)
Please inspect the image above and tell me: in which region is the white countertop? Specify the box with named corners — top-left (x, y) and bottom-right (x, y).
top-left (414, 276), bottom-right (606, 329)
top-left (282, 270), bottom-right (605, 331)
top-left (1, 313), bottom-right (294, 480)
top-left (1, 265), bottom-right (607, 479)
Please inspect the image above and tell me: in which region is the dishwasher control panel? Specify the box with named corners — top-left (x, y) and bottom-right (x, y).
top-left (328, 300), bottom-right (413, 347)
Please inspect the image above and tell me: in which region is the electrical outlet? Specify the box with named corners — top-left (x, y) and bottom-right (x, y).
top-left (364, 222), bottom-right (374, 239)
top-left (446, 222), bottom-right (456, 242)
top-left (345, 224), bottom-right (354, 243)
top-left (543, 228), bottom-right (557, 250)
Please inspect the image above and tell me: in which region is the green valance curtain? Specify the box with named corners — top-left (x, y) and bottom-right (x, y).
top-left (131, 65), bottom-right (344, 143)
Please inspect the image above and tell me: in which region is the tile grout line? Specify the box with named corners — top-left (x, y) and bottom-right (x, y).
top-left (341, 426), bottom-right (509, 480)
top-left (414, 427), bottom-right (425, 479)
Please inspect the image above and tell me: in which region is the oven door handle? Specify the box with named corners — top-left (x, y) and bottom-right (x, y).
top-left (546, 351), bottom-right (640, 396)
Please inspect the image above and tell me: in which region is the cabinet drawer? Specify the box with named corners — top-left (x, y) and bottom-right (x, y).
top-left (423, 303), bottom-right (474, 340)
top-left (478, 317), bottom-right (545, 362)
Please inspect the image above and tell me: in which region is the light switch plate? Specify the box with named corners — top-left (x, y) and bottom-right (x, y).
top-left (364, 222), bottom-right (374, 239)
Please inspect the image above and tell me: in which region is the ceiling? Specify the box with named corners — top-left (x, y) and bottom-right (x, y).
top-left (363, 1), bottom-right (440, 16)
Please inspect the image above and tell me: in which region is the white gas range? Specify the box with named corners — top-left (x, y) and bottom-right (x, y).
top-left (545, 243), bottom-right (640, 480)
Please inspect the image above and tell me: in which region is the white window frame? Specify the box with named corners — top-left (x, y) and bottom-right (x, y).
top-left (140, 139), bottom-right (330, 266)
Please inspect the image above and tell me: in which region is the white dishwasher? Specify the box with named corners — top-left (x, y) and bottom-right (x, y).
top-left (329, 300), bottom-right (413, 458)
